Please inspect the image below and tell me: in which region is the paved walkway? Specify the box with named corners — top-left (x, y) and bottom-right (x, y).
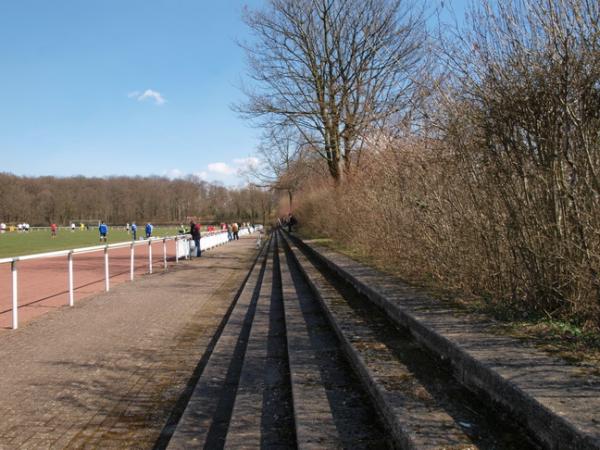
top-left (0, 236), bottom-right (258, 449)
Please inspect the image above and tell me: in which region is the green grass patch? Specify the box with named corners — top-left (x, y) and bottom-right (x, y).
top-left (0, 227), bottom-right (182, 258)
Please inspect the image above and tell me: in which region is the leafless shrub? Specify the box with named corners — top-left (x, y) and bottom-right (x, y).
top-left (443, 0), bottom-right (600, 326)
top-left (266, 0), bottom-right (600, 329)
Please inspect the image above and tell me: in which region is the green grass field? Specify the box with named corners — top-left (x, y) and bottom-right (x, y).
top-left (0, 227), bottom-right (183, 258)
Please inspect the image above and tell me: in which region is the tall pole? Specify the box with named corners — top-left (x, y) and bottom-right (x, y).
top-left (104, 246), bottom-right (110, 292)
top-left (148, 240), bottom-right (153, 274)
top-left (11, 260), bottom-right (18, 330)
top-left (68, 252), bottom-right (74, 306)
top-left (130, 243), bottom-right (135, 281)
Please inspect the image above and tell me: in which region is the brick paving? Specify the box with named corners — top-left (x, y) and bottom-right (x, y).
top-left (0, 236), bottom-right (258, 449)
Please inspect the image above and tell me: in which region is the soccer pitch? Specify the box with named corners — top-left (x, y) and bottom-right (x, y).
top-left (0, 227), bottom-right (183, 259)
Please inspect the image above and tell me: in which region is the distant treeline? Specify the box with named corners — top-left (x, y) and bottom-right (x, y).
top-left (0, 173), bottom-right (274, 226)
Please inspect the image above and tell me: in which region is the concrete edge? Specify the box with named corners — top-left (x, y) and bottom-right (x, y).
top-left (166, 238), bottom-right (270, 449)
top-left (281, 232), bottom-right (419, 449)
top-left (277, 231), bottom-right (342, 449)
top-left (287, 232), bottom-right (599, 450)
top-left (224, 236), bottom-right (276, 448)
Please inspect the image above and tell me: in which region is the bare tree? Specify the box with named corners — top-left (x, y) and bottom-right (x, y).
top-left (239, 0), bottom-right (426, 182)
top-left (0, 173), bottom-right (276, 226)
top-left (243, 126), bottom-right (313, 212)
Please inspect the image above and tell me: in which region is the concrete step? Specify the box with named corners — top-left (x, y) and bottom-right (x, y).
top-left (224, 234), bottom-right (295, 448)
top-left (288, 232), bottom-right (600, 449)
top-left (166, 238), bottom-right (270, 449)
top-left (282, 232), bottom-right (540, 449)
top-left (278, 230), bottom-right (392, 449)
top-left (287, 232), bottom-right (600, 450)
top-left (277, 232), bottom-right (341, 449)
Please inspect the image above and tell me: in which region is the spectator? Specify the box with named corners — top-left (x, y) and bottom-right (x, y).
top-left (227, 223), bottom-right (233, 241)
top-left (288, 213), bottom-right (297, 233)
top-left (71, 223), bottom-right (76, 232)
top-left (126, 223), bottom-right (130, 233)
top-left (145, 222), bottom-right (153, 239)
top-left (131, 222), bottom-right (137, 240)
top-left (99, 221), bottom-right (108, 242)
top-left (190, 221), bottom-right (202, 257)
top-left (0, 222), bottom-right (6, 234)
top-left (50, 223), bottom-right (58, 238)
top-left (232, 222), bottom-right (239, 240)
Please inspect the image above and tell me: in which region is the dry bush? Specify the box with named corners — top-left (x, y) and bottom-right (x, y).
top-left (294, 139), bottom-right (491, 285)
top-left (444, 0), bottom-right (600, 327)
top-left (290, 0), bottom-right (600, 330)
top-left (295, 131), bottom-right (599, 330)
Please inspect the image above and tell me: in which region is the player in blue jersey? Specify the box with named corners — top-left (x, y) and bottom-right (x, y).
top-left (145, 222), bottom-right (153, 239)
top-left (99, 221), bottom-right (108, 242)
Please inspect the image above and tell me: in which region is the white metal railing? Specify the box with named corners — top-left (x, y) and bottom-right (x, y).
top-left (0, 227), bottom-right (257, 330)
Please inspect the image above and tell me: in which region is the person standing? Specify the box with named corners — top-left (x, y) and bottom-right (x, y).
top-left (287, 213), bottom-right (297, 233)
top-left (131, 222), bottom-right (137, 240)
top-left (71, 223), bottom-right (76, 232)
top-left (232, 222), bottom-right (239, 240)
top-left (190, 221), bottom-right (201, 257)
top-left (99, 221), bottom-right (108, 242)
top-left (50, 223), bottom-right (57, 238)
top-left (145, 222), bottom-right (153, 239)
top-left (227, 223), bottom-right (233, 241)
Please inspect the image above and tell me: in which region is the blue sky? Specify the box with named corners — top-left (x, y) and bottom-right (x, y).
top-left (0, 0), bottom-right (266, 184)
top-left (0, 0), bottom-right (467, 185)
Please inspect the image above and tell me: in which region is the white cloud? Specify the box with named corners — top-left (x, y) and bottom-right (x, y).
top-left (159, 157), bottom-right (258, 185)
top-left (128, 89), bottom-right (166, 105)
top-left (233, 157), bottom-right (260, 171)
top-left (208, 162), bottom-right (236, 175)
top-left (164, 168), bottom-right (183, 179)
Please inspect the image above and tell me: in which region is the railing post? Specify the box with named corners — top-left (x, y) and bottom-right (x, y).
top-left (163, 238), bottom-right (167, 270)
top-left (68, 251), bottom-right (74, 306)
top-left (130, 243), bottom-right (135, 281)
top-left (175, 237), bottom-right (179, 264)
top-left (11, 260), bottom-right (18, 330)
top-left (148, 239), bottom-right (153, 274)
top-left (104, 246), bottom-right (110, 292)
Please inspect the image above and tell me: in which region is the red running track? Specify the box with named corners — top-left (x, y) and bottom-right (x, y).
top-left (0, 240), bottom-right (178, 329)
